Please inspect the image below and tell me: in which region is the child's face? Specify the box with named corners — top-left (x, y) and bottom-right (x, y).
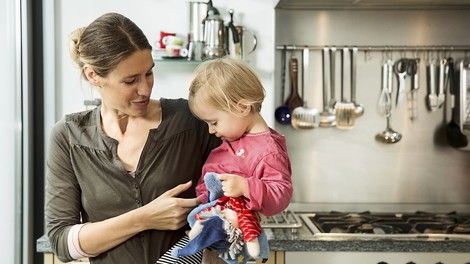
top-left (191, 96), bottom-right (250, 141)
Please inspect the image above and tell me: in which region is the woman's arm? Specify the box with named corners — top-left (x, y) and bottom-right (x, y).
top-left (78, 181), bottom-right (199, 255)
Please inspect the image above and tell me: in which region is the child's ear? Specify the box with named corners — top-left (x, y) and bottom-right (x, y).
top-left (237, 100), bottom-right (252, 116)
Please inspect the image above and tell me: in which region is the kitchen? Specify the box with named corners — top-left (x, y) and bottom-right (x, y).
top-left (3, 0), bottom-right (470, 263)
top-left (269, 1), bottom-right (470, 262)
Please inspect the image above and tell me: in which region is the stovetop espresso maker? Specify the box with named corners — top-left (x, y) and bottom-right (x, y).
top-left (202, 2), bottom-right (228, 59)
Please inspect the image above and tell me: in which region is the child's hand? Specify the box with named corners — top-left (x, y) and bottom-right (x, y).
top-left (218, 174), bottom-right (248, 198)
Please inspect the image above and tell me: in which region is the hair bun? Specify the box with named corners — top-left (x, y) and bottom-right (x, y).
top-left (68, 27), bottom-right (86, 66)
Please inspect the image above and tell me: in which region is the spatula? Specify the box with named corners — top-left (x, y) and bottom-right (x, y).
top-left (335, 48), bottom-right (356, 129)
top-left (290, 48), bottom-right (320, 129)
top-left (320, 47), bottom-right (336, 127)
top-left (445, 58), bottom-right (468, 148)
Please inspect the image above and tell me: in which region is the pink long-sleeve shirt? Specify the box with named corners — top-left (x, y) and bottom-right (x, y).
top-left (195, 128), bottom-right (293, 216)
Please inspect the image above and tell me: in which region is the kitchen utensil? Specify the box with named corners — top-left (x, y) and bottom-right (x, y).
top-left (438, 58), bottom-right (447, 108)
top-left (427, 61), bottom-right (439, 111)
top-left (203, 2), bottom-right (226, 59)
top-left (275, 46), bottom-right (291, 125)
top-left (225, 10), bottom-right (257, 61)
top-left (328, 47), bottom-right (337, 110)
top-left (459, 60), bottom-right (470, 136)
top-left (189, 0), bottom-right (209, 43)
top-left (291, 107), bottom-right (320, 129)
top-left (319, 47), bottom-right (336, 127)
top-left (301, 47), bottom-right (308, 104)
top-left (188, 0), bottom-right (209, 60)
top-left (285, 57), bottom-right (303, 112)
top-left (350, 47), bottom-right (364, 117)
top-left (408, 59), bottom-right (419, 121)
top-left (225, 9), bottom-right (240, 56)
top-left (376, 60), bottom-right (402, 143)
top-left (445, 58), bottom-right (468, 148)
top-left (335, 48), bottom-right (356, 129)
top-left (377, 61), bottom-right (392, 116)
top-left (291, 48), bottom-right (320, 129)
top-left (394, 58), bottom-right (408, 108)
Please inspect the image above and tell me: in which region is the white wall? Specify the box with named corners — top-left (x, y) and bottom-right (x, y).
top-left (1, 0), bottom-right (20, 263)
top-left (52, 0), bottom-right (275, 125)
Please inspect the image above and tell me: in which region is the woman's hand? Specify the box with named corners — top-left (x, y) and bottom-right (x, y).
top-left (142, 181), bottom-right (200, 230)
top-left (218, 174), bottom-right (248, 198)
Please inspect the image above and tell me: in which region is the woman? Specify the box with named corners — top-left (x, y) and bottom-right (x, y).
top-left (45, 12), bottom-right (220, 264)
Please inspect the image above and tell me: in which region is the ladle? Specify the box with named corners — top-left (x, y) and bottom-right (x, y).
top-left (350, 47), bottom-right (364, 117)
top-left (376, 60), bottom-right (402, 143)
top-left (274, 45), bottom-right (291, 125)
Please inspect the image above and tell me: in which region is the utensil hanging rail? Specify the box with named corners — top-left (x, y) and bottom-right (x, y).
top-left (275, 45), bottom-right (470, 52)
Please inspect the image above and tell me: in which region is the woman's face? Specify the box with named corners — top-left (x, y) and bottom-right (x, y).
top-left (98, 49), bottom-right (155, 117)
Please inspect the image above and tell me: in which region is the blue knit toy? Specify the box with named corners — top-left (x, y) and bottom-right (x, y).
top-left (172, 172), bottom-right (269, 264)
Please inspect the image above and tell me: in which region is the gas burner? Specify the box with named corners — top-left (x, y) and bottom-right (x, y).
top-left (299, 211), bottom-right (470, 237)
top-left (453, 224), bottom-right (470, 234)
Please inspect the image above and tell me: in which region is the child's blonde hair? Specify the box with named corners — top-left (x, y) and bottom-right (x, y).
top-left (188, 57), bottom-right (265, 115)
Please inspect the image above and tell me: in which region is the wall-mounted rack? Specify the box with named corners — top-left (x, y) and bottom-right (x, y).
top-left (275, 45), bottom-right (470, 52)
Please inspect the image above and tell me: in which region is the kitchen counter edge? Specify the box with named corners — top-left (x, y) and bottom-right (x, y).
top-left (37, 229), bottom-right (470, 254)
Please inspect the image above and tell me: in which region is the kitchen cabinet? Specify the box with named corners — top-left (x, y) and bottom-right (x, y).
top-left (43, 253), bottom-right (88, 264)
top-left (41, 252), bottom-right (276, 264)
top-left (262, 251), bottom-right (284, 264)
top-left (285, 252), bottom-right (470, 263)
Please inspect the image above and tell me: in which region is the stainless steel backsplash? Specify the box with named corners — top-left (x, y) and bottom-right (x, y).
top-left (274, 8), bottom-right (470, 205)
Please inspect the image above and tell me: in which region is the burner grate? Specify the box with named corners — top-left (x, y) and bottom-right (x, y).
top-left (260, 210), bottom-right (302, 233)
top-left (299, 211), bottom-right (470, 238)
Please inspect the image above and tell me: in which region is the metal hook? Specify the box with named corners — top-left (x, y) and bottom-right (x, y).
top-left (364, 46), bottom-right (373, 62)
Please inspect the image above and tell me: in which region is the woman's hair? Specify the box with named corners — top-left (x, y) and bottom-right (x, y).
top-left (69, 12), bottom-right (152, 79)
top-left (188, 57), bottom-right (265, 114)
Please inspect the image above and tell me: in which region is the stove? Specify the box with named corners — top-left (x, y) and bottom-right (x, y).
top-left (299, 210), bottom-right (470, 239)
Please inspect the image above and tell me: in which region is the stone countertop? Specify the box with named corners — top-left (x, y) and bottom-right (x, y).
top-left (37, 226), bottom-right (470, 254)
top-left (37, 203), bottom-right (470, 254)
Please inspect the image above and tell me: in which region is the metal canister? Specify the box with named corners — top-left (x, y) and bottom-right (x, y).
top-left (188, 0), bottom-right (209, 60)
top-left (189, 0), bottom-right (208, 42)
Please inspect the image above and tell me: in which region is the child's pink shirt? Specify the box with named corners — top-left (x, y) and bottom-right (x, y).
top-left (195, 128), bottom-right (292, 216)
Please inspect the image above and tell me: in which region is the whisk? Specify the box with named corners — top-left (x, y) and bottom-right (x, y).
top-left (376, 60), bottom-right (402, 143)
